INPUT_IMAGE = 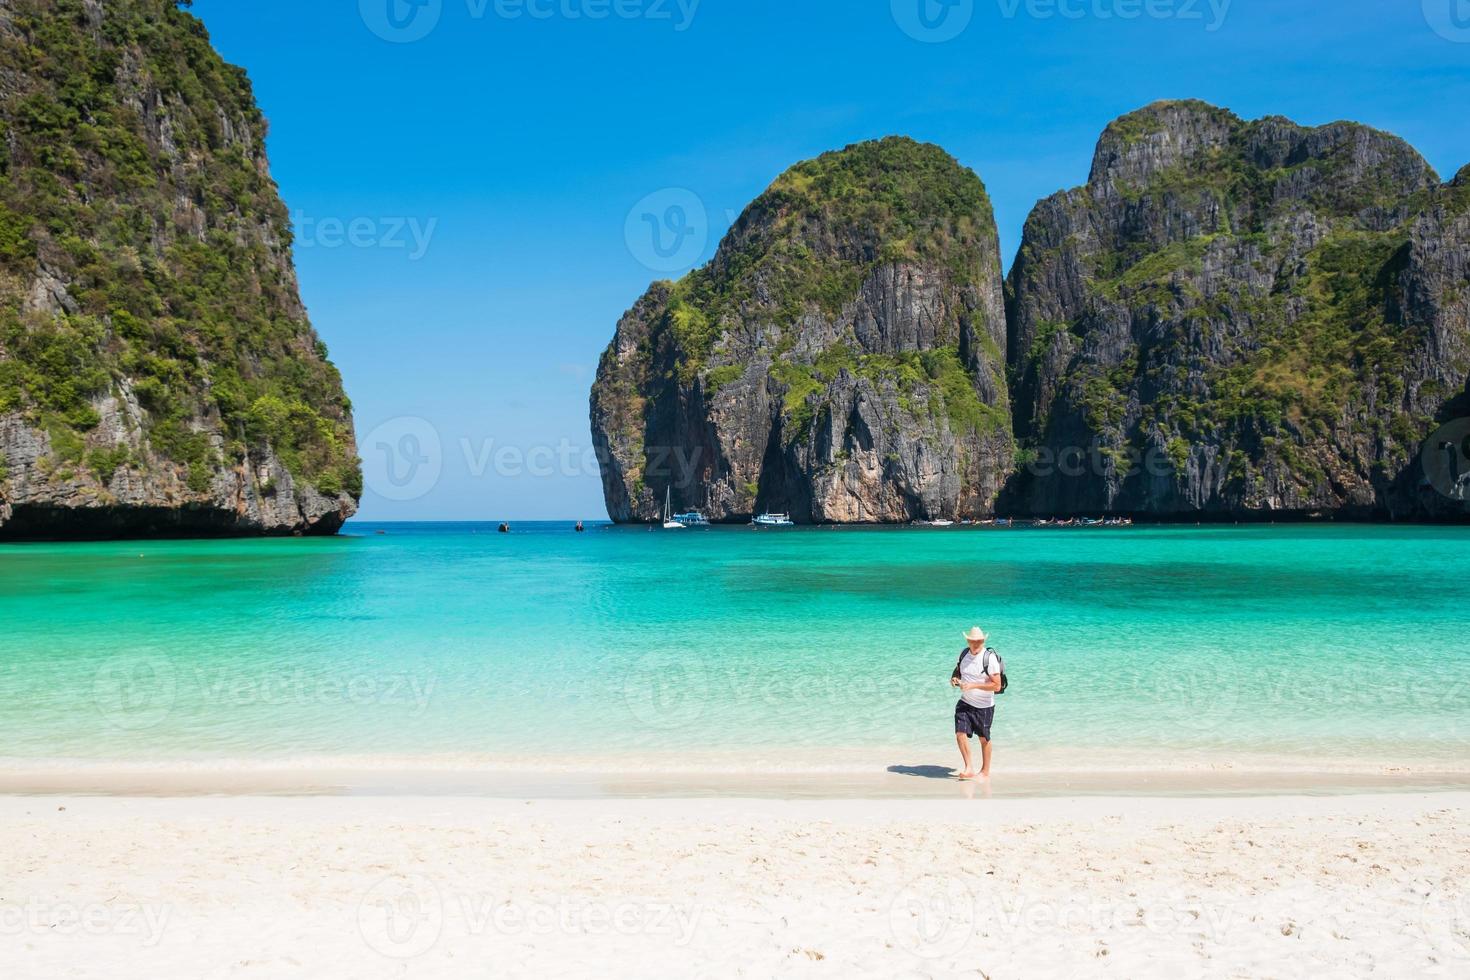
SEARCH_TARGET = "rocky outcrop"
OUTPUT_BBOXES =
[1003,100,1470,520]
[593,103,1470,524]
[592,137,1012,523]
[0,0,358,539]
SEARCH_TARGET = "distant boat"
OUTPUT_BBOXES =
[672,510,709,526]
[930,519,955,527]
[662,488,685,530]
[751,512,795,527]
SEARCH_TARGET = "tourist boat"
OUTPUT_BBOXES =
[929,519,956,527]
[751,512,795,527]
[662,488,685,529]
[672,510,710,526]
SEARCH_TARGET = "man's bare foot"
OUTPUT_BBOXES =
[956,770,978,780]
[977,771,991,780]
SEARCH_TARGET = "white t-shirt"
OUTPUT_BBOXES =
[958,648,1000,709]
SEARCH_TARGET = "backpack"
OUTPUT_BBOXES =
[953,648,1008,695]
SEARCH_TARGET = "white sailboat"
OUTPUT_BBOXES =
[662,488,685,529]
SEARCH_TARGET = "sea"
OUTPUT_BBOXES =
[2,521,1467,782]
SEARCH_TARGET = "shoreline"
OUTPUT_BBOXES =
[4,764,1470,799]
[2,518,1469,544]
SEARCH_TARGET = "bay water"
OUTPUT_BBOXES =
[2,522,1466,776]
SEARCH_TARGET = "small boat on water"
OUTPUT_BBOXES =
[930,519,955,527]
[751,512,795,527]
[662,488,685,529]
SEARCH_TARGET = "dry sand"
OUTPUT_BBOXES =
[2,792,1469,978]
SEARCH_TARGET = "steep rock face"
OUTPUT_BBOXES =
[0,0,359,539]
[592,138,1012,523]
[1004,100,1470,520]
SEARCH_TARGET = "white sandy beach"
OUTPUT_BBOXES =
[2,792,1468,978]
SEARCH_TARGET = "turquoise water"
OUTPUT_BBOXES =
[2,522,1467,772]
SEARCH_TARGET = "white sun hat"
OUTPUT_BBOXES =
[963,626,988,643]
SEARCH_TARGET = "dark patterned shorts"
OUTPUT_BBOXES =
[955,701,994,740]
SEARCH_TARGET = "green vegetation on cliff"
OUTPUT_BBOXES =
[769,343,1007,440]
[1004,99,1469,518]
[0,0,358,497]
[662,137,998,377]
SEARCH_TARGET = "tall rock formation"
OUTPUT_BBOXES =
[591,137,1013,523]
[1004,100,1470,520]
[0,0,359,538]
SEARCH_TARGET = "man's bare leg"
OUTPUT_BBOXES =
[978,737,992,779]
[955,732,976,778]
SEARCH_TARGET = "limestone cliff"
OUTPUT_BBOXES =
[1004,100,1470,520]
[599,102,1470,524]
[0,0,359,539]
[591,137,1012,523]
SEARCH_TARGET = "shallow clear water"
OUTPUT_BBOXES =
[2,522,1467,771]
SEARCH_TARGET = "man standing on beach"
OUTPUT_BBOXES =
[952,626,1003,780]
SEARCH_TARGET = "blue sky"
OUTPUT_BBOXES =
[188,0,1470,522]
